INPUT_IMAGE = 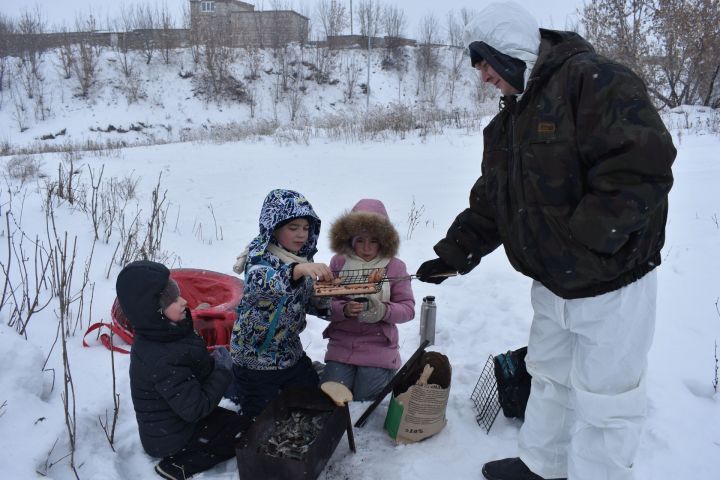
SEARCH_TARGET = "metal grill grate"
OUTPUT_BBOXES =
[470,355,501,433]
[313,268,386,297]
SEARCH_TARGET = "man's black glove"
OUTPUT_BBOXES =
[416,258,456,284]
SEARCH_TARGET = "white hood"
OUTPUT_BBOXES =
[463,2,540,88]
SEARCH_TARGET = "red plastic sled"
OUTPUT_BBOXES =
[84,268,244,353]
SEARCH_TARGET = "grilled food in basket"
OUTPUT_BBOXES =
[313,268,386,297]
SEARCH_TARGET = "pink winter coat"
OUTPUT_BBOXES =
[323,255,415,369]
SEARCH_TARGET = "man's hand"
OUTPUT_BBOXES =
[416,258,456,284]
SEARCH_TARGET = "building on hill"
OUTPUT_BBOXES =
[189,0,309,47]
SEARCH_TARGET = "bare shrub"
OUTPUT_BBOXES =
[9,83,30,132]
[98,342,121,451]
[406,198,426,240]
[0,187,53,336]
[6,154,43,182]
[244,45,263,80]
[343,56,361,102]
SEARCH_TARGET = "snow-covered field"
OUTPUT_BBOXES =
[1,15,719,479]
[1,113,719,479]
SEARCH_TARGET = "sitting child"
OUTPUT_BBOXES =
[321,199,415,400]
[116,260,249,480]
[231,189,332,418]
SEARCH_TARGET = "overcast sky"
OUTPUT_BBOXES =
[0,0,584,35]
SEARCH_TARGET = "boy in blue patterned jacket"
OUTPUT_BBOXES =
[230,189,333,418]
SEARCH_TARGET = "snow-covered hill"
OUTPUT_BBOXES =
[0,44,494,155]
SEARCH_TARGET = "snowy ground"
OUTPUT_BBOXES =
[1,113,719,479]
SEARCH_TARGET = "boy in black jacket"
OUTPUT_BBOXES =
[116,260,249,480]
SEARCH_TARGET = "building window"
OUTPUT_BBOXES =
[200,1,215,13]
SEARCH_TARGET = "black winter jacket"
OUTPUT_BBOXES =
[116,261,231,457]
[434,30,675,298]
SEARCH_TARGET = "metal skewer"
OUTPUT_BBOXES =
[382,272,459,282]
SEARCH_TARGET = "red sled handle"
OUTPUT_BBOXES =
[83,322,133,354]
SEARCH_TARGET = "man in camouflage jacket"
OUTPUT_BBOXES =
[416,3,675,480]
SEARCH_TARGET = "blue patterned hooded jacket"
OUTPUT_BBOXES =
[231,189,322,370]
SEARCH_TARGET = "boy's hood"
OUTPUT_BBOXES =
[246,189,321,266]
[115,260,192,340]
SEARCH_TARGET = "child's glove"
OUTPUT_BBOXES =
[211,346,233,371]
[358,296,387,323]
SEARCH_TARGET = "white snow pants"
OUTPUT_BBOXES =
[518,270,657,480]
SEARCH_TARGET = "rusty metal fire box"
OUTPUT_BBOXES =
[235,387,353,480]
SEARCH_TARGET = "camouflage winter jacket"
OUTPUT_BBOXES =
[434,30,676,299]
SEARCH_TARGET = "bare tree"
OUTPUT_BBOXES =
[651,0,720,107]
[17,6,45,77]
[71,14,101,98]
[383,4,405,38]
[198,19,238,100]
[582,0,720,108]
[357,0,382,40]
[316,0,348,46]
[380,4,407,87]
[184,2,202,64]
[55,26,75,80]
[581,0,655,97]
[415,14,441,100]
[16,8,46,102]
[113,5,136,79]
[445,10,465,105]
[134,3,157,65]
[158,1,175,65]
[0,13,14,94]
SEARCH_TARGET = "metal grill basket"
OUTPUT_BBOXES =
[313,268,386,297]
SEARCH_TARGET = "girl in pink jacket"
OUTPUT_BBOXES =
[321,199,415,401]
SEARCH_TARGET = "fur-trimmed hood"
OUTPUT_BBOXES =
[329,199,399,258]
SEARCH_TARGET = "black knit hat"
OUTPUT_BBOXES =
[469,41,527,93]
[158,279,180,310]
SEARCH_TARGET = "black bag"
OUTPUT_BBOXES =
[493,346,531,419]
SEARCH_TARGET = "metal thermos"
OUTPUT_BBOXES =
[419,296,437,346]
